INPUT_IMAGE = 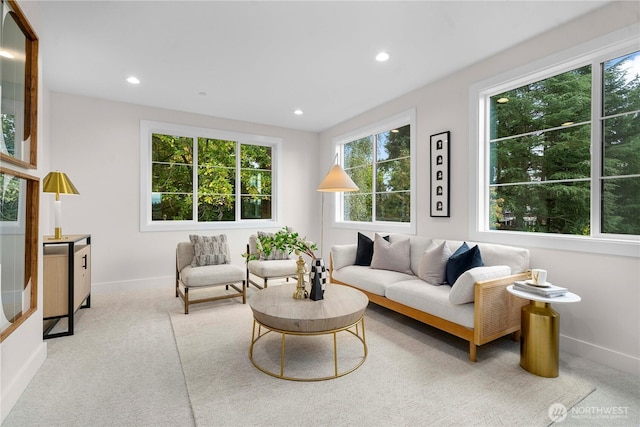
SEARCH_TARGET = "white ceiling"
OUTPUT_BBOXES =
[36,1,610,132]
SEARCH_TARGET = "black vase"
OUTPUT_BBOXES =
[309,258,326,301]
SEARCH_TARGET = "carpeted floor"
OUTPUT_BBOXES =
[3,283,638,427]
[170,286,595,426]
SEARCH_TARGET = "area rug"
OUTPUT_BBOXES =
[169,289,595,427]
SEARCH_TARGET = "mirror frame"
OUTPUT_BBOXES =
[0,166,39,342]
[0,0,39,169]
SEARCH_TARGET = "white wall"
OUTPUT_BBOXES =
[319,1,640,376]
[47,93,320,291]
[1,2,48,422]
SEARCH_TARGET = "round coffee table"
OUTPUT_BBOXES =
[248,283,368,381]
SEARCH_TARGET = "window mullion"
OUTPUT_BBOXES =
[192,136,198,223]
[236,141,241,221]
[590,59,603,236]
[371,135,377,222]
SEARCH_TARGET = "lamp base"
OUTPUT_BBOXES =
[50,227,63,240]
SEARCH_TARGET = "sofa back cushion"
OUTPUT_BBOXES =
[370,234,413,274]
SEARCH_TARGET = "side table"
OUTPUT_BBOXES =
[507,285,581,378]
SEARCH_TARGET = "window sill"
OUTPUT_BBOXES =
[469,229,640,258]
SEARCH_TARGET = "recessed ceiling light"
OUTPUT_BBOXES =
[294,109,304,115]
[126,76,140,85]
[497,97,509,104]
[376,52,390,62]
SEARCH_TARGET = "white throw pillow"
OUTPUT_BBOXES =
[370,234,412,274]
[449,265,512,304]
[417,241,451,285]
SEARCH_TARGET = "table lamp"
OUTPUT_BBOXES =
[43,171,79,239]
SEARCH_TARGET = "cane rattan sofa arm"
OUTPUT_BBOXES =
[473,272,529,345]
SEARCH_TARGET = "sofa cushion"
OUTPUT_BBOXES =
[370,234,412,274]
[445,243,483,285]
[385,279,475,329]
[331,265,414,296]
[449,265,512,304]
[354,232,389,266]
[189,234,231,266]
[417,241,451,285]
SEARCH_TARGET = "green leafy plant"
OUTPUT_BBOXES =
[256,226,318,259]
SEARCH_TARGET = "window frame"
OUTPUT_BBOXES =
[469,26,640,257]
[140,120,282,231]
[333,109,417,234]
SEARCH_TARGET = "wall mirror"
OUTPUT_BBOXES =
[0,0,38,169]
[0,167,38,341]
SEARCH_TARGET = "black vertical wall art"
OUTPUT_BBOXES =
[430,131,450,217]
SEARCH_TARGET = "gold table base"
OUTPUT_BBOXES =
[248,316,368,381]
[520,301,559,378]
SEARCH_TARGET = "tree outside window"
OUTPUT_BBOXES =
[343,124,411,223]
[150,132,273,223]
[488,50,639,236]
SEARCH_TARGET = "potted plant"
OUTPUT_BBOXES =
[253,227,325,300]
[256,226,318,259]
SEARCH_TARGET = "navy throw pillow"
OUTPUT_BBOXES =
[354,232,389,266]
[445,243,484,285]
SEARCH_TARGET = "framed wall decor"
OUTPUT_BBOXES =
[430,131,450,217]
[0,0,39,169]
[0,167,39,342]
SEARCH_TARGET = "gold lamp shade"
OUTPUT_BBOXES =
[43,171,79,240]
[43,171,80,197]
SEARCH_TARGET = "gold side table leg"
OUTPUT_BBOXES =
[520,301,559,378]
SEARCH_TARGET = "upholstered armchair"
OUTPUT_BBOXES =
[176,235,245,314]
[246,233,298,289]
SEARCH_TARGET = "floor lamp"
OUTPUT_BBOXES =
[316,153,359,257]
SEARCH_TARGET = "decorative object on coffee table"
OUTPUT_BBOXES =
[254,226,319,299]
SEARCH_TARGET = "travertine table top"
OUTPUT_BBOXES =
[249,283,368,333]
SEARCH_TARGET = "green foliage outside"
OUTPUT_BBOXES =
[151,134,272,222]
[0,173,19,222]
[344,124,411,223]
[490,51,639,236]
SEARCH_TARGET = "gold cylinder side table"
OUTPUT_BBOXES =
[507,285,581,378]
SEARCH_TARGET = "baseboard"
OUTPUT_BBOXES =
[92,276,174,294]
[1,340,47,423]
[561,334,640,377]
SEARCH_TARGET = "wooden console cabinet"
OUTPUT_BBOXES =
[43,234,91,338]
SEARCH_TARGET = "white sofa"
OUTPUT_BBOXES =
[330,234,530,361]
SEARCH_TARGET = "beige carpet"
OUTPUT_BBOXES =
[169,287,595,427]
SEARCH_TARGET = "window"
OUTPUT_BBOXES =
[140,121,281,231]
[335,109,416,233]
[471,32,639,256]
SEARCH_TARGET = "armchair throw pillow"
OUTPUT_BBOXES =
[189,234,231,267]
[257,231,290,260]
